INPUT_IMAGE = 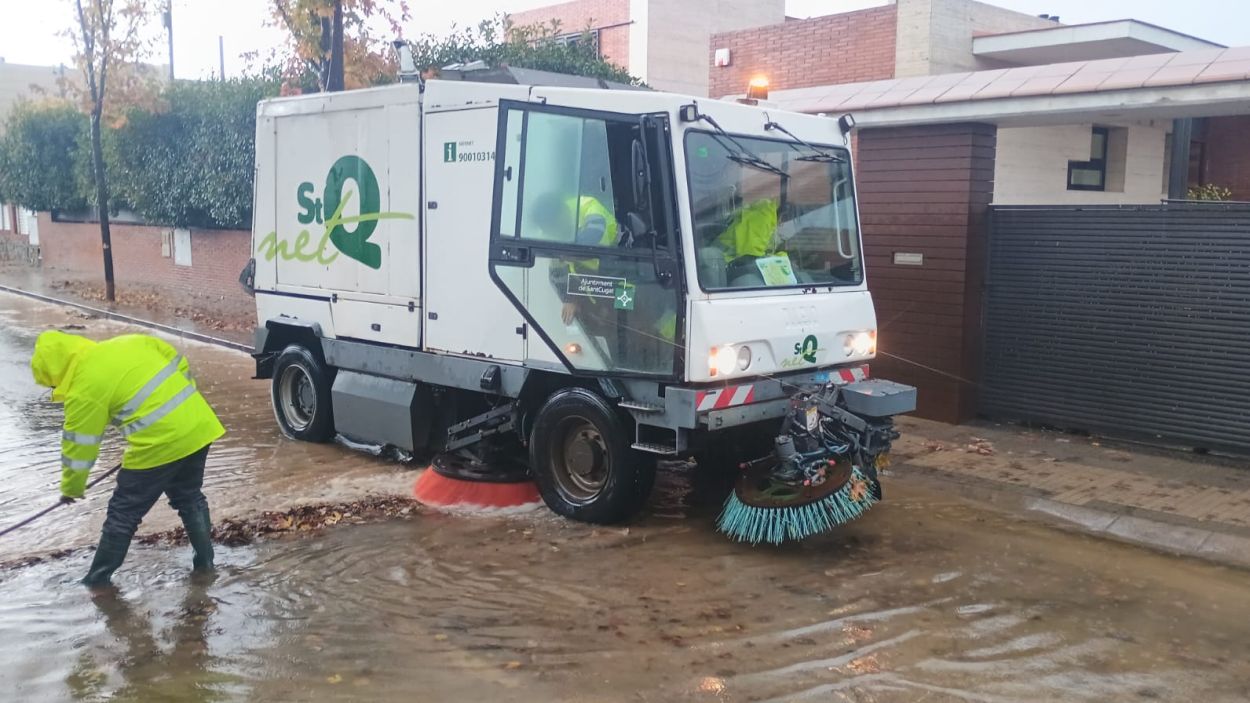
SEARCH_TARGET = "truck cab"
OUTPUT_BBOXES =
[248,73,915,526]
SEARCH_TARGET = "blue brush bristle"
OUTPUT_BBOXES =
[716,467,878,545]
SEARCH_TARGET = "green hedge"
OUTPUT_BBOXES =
[0,101,89,213]
[0,78,278,230]
[111,79,277,230]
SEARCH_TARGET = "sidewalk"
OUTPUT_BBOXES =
[891,415,1250,568]
[0,264,252,348]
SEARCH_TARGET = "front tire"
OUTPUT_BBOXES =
[271,345,335,442]
[529,388,656,524]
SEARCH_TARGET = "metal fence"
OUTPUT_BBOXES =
[982,204,1250,453]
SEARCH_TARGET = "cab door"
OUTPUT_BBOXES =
[488,102,682,378]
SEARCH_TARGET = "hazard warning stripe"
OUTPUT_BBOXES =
[838,365,870,384]
[694,365,870,413]
[695,385,755,412]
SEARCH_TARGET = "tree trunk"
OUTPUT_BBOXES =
[89,110,116,303]
[327,0,345,92]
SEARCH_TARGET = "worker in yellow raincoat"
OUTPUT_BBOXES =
[532,192,678,362]
[31,331,225,588]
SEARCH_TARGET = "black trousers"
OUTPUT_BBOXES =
[102,445,211,541]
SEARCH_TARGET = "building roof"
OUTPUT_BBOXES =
[756,47,1250,126]
[973,19,1223,65]
[0,61,69,129]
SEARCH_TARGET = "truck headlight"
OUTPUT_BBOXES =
[709,345,740,377]
[844,331,877,357]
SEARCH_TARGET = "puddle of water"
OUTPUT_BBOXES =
[4,487,1250,703]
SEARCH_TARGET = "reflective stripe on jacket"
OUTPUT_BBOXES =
[31,331,226,497]
[565,195,617,275]
[571,195,617,247]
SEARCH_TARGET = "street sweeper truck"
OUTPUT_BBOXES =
[244,68,916,544]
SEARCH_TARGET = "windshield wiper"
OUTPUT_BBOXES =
[728,152,789,179]
[764,116,846,163]
[697,112,790,180]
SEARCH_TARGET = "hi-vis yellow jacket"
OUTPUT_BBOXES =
[31,331,225,498]
[715,199,780,261]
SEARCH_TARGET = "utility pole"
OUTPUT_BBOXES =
[164,1,174,80]
[218,35,225,80]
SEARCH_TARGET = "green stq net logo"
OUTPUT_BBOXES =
[259,155,414,270]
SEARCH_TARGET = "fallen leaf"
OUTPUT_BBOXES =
[505,661,523,670]
[327,674,343,684]
[698,676,726,693]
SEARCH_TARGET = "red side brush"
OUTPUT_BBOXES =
[413,452,542,511]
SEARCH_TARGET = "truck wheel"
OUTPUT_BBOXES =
[530,388,656,524]
[271,345,335,442]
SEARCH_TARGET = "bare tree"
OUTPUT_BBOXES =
[69,0,153,302]
[270,0,409,93]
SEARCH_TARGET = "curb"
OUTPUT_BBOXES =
[902,466,1250,571]
[0,284,252,353]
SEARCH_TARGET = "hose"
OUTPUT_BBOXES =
[0,465,121,538]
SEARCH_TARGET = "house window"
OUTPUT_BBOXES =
[550,29,600,56]
[16,208,36,236]
[1067,127,1110,191]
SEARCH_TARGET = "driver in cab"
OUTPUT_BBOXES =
[531,192,618,326]
[711,198,845,287]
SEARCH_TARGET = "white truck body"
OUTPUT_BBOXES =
[252,79,878,382]
[249,74,915,484]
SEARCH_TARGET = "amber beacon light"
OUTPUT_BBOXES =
[746,75,770,101]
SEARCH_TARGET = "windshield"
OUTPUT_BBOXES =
[685,130,863,291]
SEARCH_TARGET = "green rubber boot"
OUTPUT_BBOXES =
[182,509,215,573]
[81,533,132,588]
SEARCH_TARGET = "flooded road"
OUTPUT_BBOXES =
[3,291,1250,702]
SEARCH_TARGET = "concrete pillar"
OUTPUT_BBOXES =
[1168,118,1193,200]
[855,122,997,423]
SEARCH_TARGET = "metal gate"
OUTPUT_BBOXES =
[982,204,1250,453]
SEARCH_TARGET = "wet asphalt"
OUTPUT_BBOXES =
[2,292,1250,703]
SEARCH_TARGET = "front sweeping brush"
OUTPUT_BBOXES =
[716,456,878,545]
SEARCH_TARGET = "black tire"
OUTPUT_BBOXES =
[529,388,656,524]
[271,344,335,442]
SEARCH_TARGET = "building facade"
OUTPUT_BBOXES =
[751,36,1250,424]
[708,0,1246,206]
[509,0,785,96]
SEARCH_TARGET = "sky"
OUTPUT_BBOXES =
[0,0,1245,80]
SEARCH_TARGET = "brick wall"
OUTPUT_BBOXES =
[708,5,897,98]
[1201,116,1250,201]
[856,123,997,423]
[38,213,254,319]
[509,0,631,69]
